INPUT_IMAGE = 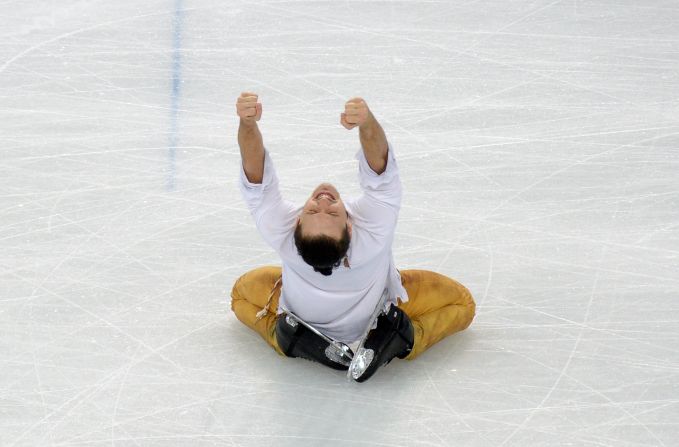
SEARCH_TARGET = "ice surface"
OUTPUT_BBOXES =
[1,0,678,446]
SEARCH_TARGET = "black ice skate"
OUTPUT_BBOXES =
[350,304,414,383]
[275,311,354,371]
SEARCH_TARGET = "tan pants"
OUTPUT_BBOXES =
[230,267,475,360]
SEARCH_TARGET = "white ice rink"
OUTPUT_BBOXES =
[2,1,678,445]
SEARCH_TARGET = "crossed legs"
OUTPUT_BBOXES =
[230,266,475,359]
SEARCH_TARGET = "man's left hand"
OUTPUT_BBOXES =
[341,97,373,130]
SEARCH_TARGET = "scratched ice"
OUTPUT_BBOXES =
[1,1,678,446]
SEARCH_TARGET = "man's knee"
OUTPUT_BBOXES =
[448,279,475,328]
[230,275,244,311]
[437,273,475,312]
[230,272,251,314]
[457,281,475,310]
[229,265,281,311]
[413,270,475,305]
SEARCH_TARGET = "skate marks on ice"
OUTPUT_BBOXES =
[1,0,679,446]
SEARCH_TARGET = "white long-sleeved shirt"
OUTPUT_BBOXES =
[238,141,409,343]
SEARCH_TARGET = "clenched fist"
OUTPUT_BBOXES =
[340,97,373,130]
[236,92,262,124]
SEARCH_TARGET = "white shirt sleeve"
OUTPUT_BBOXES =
[348,140,402,236]
[238,148,299,253]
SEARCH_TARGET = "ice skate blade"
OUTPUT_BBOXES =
[325,343,353,366]
[350,348,374,380]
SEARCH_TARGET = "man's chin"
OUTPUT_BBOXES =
[313,183,340,199]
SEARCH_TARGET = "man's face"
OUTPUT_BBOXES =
[297,183,351,240]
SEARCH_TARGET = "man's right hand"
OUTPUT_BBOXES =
[236,92,262,125]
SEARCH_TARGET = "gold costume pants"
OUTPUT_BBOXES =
[230,267,475,360]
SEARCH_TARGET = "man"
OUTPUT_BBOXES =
[231,92,475,382]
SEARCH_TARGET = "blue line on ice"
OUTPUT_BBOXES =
[167,0,183,191]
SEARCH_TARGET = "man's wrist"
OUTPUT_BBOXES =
[359,112,378,134]
[239,118,258,129]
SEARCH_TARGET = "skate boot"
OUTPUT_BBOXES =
[352,304,414,383]
[275,313,354,371]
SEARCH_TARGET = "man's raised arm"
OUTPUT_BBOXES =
[236,92,265,184]
[341,97,388,175]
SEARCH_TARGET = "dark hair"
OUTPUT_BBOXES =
[294,223,350,276]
